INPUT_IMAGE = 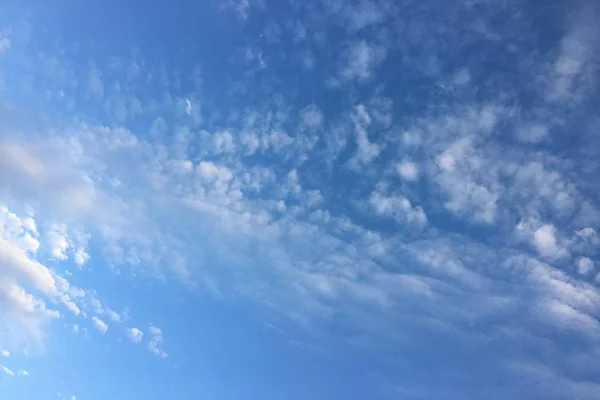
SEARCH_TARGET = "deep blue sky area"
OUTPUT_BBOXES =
[1,1,600,399]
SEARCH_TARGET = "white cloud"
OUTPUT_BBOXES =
[46,224,70,260]
[532,224,567,259]
[0,350,9,357]
[0,237,57,295]
[370,191,427,226]
[18,369,29,376]
[196,161,233,183]
[147,326,167,358]
[1,365,14,377]
[127,328,144,343]
[544,299,600,335]
[351,105,380,166]
[106,309,121,323]
[396,160,419,182]
[577,257,594,276]
[340,41,386,82]
[92,317,108,335]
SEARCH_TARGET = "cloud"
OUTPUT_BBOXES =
[396,160,419,182]
[1,365,14,377]
[577,257,594,276]
[18,369,29,376]
[340,40,386,82]
[0,350,9,357]
[91,317,108,335]
[147,326,167,358]
[532,224,567,259]
[299,105,323,130]
[127,328,144,343]
[350,105,380,166]
[106,309,121,323]
[46,224,70,261]
[546,3,600,102]
[370,191,427,226]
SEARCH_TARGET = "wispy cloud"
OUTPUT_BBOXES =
[91,317,108,335]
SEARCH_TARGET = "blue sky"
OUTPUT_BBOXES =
[1,0,600,399]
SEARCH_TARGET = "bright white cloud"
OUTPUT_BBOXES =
[92,317,108,335]
[351,104,380,166]
[577,257,594,276]
[127,328,144,343]
[106,309,121,323]
[1,365,14,377]
[370,191,427,225]
[0,350,9,357]
[396,160,419,182]
[18,369,29,376]
[532,224,566,259]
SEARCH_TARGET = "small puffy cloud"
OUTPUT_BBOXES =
[396,160,419,182]
[370,191,427,225]
[147,326,168,358]
[106,309,121,323]
[1,365,14,377]
[63,300,81,316]
[532,224,567,259]
[18,369,29,376]
[92,317,108,334]
[0,350,9,357]
[196,161,233,183]
[72,247,90,267]
[577,257,594,276]
[127,328,144,343]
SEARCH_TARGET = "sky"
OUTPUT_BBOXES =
[0,0,600,399]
